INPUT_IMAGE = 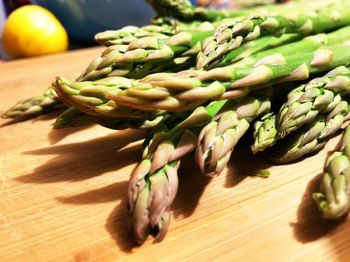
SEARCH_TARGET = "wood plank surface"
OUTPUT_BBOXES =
[1,47,350,262]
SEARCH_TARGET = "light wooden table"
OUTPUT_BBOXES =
[1,48,350,261]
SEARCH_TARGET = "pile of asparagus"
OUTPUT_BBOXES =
[4,0,350,244]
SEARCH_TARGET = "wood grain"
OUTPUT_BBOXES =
[1,48,350,262]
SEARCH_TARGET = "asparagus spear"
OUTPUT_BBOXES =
[53,106,164,130]
[3,20,212,120]
[61,45,350,112]
[95,23,175,47]
[89,23,350,82]
[197,0,350,69]
[89,7,348,82]
[129,90,274,241]
[5,26,346,121]
[277,67,350,138]
[251,112,277,153]
[128,99,228,243]
[232,26,350,68]
[3,28,302,120]
[78,29,213,81]
[146,0,322,22]
[272,100,350,163]
[95,18,212,47]
[2,87,63,119]
[52,77,165,120]
[146,0,249,21]
[252,67,350,153]
[84,10,316,81]
[313,124,350,219]
[196,90,271,176]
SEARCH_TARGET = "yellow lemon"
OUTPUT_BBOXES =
[2,5,68,58]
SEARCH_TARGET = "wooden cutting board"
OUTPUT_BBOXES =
[1,48,350,262]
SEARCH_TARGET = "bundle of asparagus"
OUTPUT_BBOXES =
[4,0,350,244]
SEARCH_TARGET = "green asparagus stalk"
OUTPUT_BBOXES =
[87,9,346,82]
[95,23,175,47]
[146,0,249,21]
[53,106,164,130]
[3,26,303,121]
[55,45,350,113]
[78,29,213,81]
[94,24,350,82]
[231,26,350,68]
[313,124,350,219]
[251,112,277,153]
[272,100,350,163]
[84,14,311,81]
[197,0,350,69]
[128,99,228,243]
[95,18,212,47]
[73,45,350,112]
[129,158,180,243]
[196,91,271,176]
[252,66,350,153]
[277,67,350,138]
[218,33,302,66]
[52,77,165,120]
[2,87,64,119]
[145,0,324,22]
[3,20,212,120]
[7,25,348,120]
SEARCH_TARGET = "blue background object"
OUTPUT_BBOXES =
[32,0,155,41]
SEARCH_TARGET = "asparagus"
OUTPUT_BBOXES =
[231,26,350,68]
[253,67,350,153]
[53,106,164,130]
[146,0,249,21]
[52,77,165,121]
[86,8,347,82]
[78,29,213,81]
[7,25,349,120]
[128,99,228,243]
[313,125,350,219]
[146,0,322,22]
[197,0,350,69]
[129,158,180,243]
[251,112,277,153]
[95,25,174,47]
[2,87,64,119]
[86,5,324,81]
[272,100,350,164]
[218,33,302,66]
[196,91,271,176]
[95,18,211,47]
[3,26,303,120]
[3,20,213,120]
[77,45,350,112]
[277,67,350,138]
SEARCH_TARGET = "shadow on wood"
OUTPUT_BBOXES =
[225,140,272,188]
[56,181,129,204]
[48,125,95,144]
[291,174,344,243]
[106,200,137,253]
[0,109,64,128]
[173,154,212,218]
[17,131,144,183]
[56,180,137,252]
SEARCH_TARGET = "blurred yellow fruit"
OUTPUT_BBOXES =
[2,5,68,58]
